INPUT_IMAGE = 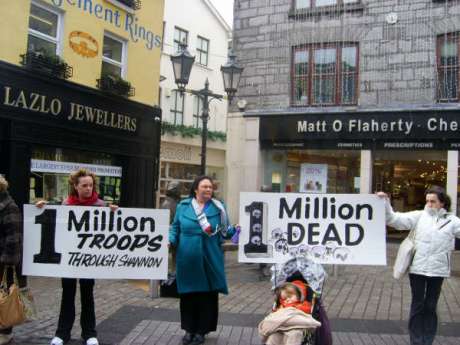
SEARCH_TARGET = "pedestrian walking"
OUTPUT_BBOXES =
[0,175,25,345]
[36,169,117,345]
[378,186,460,345]
[169,175,237,345]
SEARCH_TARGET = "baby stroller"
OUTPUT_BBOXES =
[270,256,331,345]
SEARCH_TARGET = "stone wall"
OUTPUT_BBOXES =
[233,0,460,112]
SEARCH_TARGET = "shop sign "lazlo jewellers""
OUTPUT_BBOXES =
[2,85,137,132]
[259,111,460,150]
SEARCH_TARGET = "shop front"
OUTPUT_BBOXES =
[158,138,226,205]
[0,61,161,208]
[235,110,460,216]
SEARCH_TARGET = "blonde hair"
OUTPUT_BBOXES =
[0,175,8,193]
[68,169,97,197]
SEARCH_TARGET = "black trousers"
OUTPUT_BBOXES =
[55,278,97,342]
[179,291,218,335]
[408,274,444,345]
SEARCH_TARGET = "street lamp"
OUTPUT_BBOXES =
[170,43,243,175]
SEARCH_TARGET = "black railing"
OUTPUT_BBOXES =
[118,0,141,10]
[20,52,73,79]
[97,75,135,97]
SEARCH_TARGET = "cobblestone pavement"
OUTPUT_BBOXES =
[8,243,460,345]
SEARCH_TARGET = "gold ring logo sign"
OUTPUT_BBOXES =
[69,31,99,58]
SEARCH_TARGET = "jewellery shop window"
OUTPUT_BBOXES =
[158,162,224,206]
[30,147,122,205]
[263,149,361,193]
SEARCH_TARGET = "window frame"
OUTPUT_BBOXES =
[437,33,460,102]
[28,1,62,55]
[171,90,185,125]
[174,26,189,53]
[196,36,210,66]
[294,0,359,9]
[193,95,203,128]
[291,43,359,106]
[101,31,127,78]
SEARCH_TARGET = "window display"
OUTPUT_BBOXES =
[264,149,360,194]
[30,147,121,204]
[157,162,224,206]
[373,151,447,212]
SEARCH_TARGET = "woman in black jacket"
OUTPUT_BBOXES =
[0,175,24,345]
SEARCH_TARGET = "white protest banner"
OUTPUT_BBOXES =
[299,164,327,193]
[23,205,170,279]
[238,192,386,265]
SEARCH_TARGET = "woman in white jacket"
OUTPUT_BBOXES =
[377,186,460,345]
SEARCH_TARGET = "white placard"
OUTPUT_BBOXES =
[299,164,328,193]
[238,192,386,265]
[31,159,122,177]
[23,205,169,279]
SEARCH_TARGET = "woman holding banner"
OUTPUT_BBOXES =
[36,169,116,345]
[378,186,460,345]
[169,175,237,345]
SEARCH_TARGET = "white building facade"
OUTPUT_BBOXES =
[158,0,231,204]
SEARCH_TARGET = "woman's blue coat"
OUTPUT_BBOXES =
[169,198,233,294]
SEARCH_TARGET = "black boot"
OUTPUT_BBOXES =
[189,334,205,345]
[182,332,195,345]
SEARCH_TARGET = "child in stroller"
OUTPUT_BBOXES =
[258,257,331,345]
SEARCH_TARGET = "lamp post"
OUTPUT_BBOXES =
[170,43,243,175]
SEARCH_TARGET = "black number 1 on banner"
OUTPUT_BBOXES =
[33,209,62,264]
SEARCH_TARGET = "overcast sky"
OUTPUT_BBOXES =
[209,0,234,27]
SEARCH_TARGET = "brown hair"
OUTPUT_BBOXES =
[425,185,451,211]
[189,175,214,198]
[68,169,97,197]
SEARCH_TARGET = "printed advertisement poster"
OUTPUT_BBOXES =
[299,164,328,193]
[23,205,169,279]
[238,192,386,265]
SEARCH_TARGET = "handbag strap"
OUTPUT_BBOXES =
[0,266,18,288]
[408,213,422,241]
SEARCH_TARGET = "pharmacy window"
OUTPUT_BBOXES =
[27,2,62,56]
[101,33,126,78]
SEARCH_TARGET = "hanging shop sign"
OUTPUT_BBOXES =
[23,205,169,279]
[259,111,460,150]
[238,192,386,265]
[69,31,99,58]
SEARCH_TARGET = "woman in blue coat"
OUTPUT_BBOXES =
[169,175,236,345]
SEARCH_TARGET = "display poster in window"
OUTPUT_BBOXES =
[238,192,386,265]
[23,205,169,279]
[299,163,328,193]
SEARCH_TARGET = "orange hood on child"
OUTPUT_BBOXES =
[276,280,312,314]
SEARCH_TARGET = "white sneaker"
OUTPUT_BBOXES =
[50,336,64,345]
[0,334,13,345]
[86,337,99,345]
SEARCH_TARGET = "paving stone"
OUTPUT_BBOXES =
[9,243,460,345]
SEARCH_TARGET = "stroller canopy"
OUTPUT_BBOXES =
[271,257,327,294]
